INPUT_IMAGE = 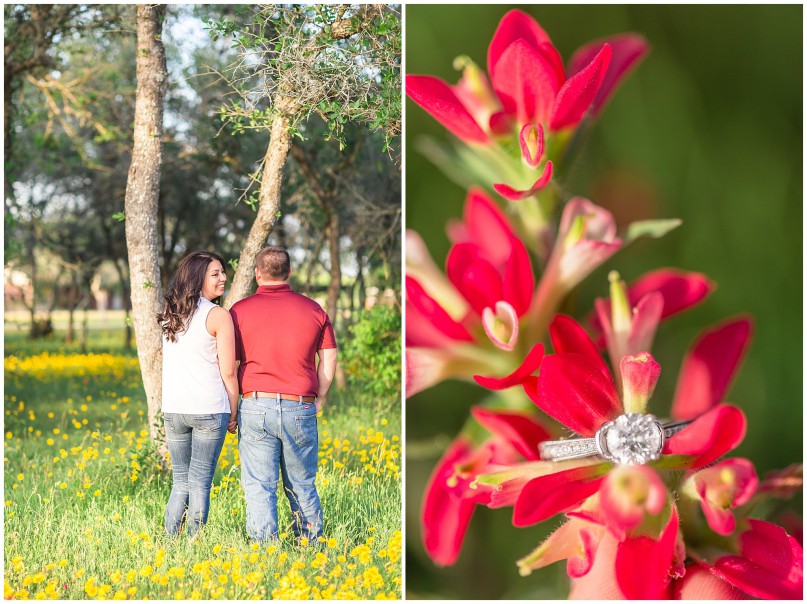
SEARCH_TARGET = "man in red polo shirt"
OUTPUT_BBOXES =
[230,246,337,543]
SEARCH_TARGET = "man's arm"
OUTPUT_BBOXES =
[315,347,338,413]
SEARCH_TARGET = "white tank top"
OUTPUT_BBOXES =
[161,297,229,414]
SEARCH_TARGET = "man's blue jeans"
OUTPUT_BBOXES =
[238,396,323,542]
[163,413,229,537]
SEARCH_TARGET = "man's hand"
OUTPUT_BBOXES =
[315,397,324,414]
[568,532,746,599]
[227,413,238,434]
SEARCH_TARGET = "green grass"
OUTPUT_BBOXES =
[3,320,401,600]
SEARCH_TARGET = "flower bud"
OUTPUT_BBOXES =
[620,352,661,414]
[482,301,519,351]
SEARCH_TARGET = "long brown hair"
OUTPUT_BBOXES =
[157,251,225,343]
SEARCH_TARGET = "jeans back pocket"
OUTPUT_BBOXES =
[240,410,268,442]
[293,414,318,448]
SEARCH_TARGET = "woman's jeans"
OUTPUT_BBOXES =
[163,412,229,537]
[239,396,323,543]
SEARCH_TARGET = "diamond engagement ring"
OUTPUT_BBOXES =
[538,413,693,465]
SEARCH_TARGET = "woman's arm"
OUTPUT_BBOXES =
[207,306,240,433]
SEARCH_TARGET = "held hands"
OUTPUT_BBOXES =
[227,413,238,434]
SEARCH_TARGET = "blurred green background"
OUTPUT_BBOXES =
[405,4,802,599]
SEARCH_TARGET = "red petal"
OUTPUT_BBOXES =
[513,466,606,527]
[591,269,715,341]
[463,188,515,266]
[471,407,551,461]
[518,123,544,167]
[421,437,477,566]
[663,404,746,468]
[567,528,601,578]
[493,161,554,201]
[550,44,611,131]
[702,501,737,536]
[488,109,515,135]
[672,317,753,420]
[481,301,519,351]
[488,473,533,509]
[527,353,620,436]
[742,519,803,579]
[474,343,544,391]
[517,517,604,578]
[487,9,559,83]
[446,243,502,315]
[406,75,489,144]
[710,520,803,599]
[502,236,534,315]
[568,34,649,115]
[626,292,663,354]
[600,465,667,537]
[491,39,560,126]
[628,268,715,320]
[615,506,679,599]
[693,458,758,536]
[549,314,610,379]
[405,276,473,346]
[711,557,803,600]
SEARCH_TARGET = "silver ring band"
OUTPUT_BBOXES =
[539,414,693,465]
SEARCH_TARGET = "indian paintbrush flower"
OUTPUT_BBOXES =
[407,10,649,239]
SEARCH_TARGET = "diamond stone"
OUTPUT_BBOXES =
[599,413,663,465]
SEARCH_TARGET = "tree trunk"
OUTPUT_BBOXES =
[355,247,365,312]
[65,272,79,344]
[81,312,89,353]
[24,213,37,337]
[67,306,75,344]
[304,228,326,295]
[5,72,15,199]
[113,258,133,351]
[224,113,291,309]
[124,4,167,448]
[325,210,341,323]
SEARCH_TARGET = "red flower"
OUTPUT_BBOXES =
[406,189,536,395]
[407,9,648,140]
[704,519,804,599]
[470,313,755,596]
[407,10,648,200]
[682,458,758,536]
[420,408,551,566]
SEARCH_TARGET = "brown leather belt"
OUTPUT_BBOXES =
[242,391,316,403]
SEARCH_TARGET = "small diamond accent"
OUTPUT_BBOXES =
[539,438,598,461]
[599,413,663,465]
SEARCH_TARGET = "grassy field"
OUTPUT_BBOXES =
[3,320,402,600]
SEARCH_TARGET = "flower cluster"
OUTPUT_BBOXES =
[407,9,802,599]
[4,531,402,600]
[4,347,402,600]
[5,351,139,381]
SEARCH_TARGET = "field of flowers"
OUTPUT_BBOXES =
[3,331,401,600]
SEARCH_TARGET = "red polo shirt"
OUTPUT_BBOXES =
[229,284,337,397]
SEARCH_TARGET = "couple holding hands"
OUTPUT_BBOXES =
[158,246,338,543]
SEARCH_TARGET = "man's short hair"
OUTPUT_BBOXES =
[256,246,291,281]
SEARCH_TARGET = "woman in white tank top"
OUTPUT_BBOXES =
[157,251,239,537]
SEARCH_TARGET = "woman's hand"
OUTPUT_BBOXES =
[227,414,238,434]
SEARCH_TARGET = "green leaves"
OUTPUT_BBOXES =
[111,212,125,222]
[209,5,400,151]
[622,218,682,244]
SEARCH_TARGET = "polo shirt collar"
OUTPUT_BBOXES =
[257,283,292,294]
